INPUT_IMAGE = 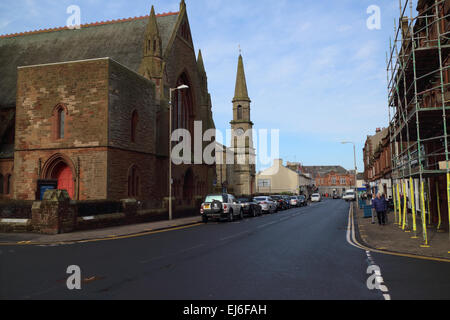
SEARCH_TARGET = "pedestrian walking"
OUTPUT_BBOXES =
[370,193,376,224]
[372,192,388,225]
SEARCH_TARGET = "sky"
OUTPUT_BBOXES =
[0,0,419,172]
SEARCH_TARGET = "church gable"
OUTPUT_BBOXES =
[0,12,179,109]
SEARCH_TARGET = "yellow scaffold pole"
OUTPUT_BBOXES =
[397,183,402,226]
[447,173,450,241]
[393,183,398,224]
[427,180,432,226]
[436,181,442,231]
[402,181,408,230]
[420,181,429,247]
[410,177,417,238]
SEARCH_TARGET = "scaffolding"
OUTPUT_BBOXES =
[386,0,450,244]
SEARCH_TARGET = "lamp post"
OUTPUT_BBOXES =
[168,84,189,221]
[342,141,358,202]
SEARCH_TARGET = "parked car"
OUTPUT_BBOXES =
[282,195,292,209]
[237,197,262,217]
[272,195,288,210]
[333,193,341,199]
[254,196,277,214]
[289,196,301,207]
[200,194,243,223]
[342,190,356,202]
[298,195,307,207]
[311,193,321,202]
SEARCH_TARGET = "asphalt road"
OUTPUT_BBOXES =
[0,199,449,300]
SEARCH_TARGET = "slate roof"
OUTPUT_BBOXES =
[302,166,349,177]
[0,12,179,109]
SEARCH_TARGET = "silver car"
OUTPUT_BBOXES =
[254,196,277,214]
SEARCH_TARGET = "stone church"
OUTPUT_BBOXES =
[0,1,216,209]
[216,54,256,196]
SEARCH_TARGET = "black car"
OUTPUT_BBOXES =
[298,195,307,207]
[237,197,262,217]
[271,195,288,210]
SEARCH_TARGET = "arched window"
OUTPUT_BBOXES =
[173,73,193,133]
[237,105,243,120]
[0,174,3,194]
[128,166,139,197]
[131,110,139,143]
[58,109,65,139]
[53,104,67,140]
[6,175,11,194]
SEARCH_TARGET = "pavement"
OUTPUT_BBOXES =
[1,199,450,300]
[354,203,450,260]
[0,216,202,245]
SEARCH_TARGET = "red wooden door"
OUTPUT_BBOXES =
[56,165,74,199]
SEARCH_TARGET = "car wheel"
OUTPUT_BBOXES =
[228,210,234,222]
[252,207,257,217]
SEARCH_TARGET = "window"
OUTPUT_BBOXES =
[340,178,346,185]
[0,174,3,194]
[54,104,67,140]
[58,108,65,139]
[258,179,271,187]
[128,166,139,197]
[237,105,243,120]
[331,177,336,185]
[173,73,193,132]
[131,110,139,143]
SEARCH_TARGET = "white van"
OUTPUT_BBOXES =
[342,190,356,202]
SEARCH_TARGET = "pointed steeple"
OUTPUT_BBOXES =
[143,5,161,58]
[146,6,159,37]
[180,0,186,11]
[233,54,250,102]
[197,49,206,74]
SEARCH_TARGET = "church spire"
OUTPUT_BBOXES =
[197,49,206,74]
[180,0,186,11]
[143,5,162,58]
[233,54,250,102]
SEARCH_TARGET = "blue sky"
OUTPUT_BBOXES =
[0,0,418,171]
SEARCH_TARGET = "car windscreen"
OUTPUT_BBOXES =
[238,198,250,203]
[271,196,281,200]
[290,197,297,199]
[204,195,224,203]
[254,197,266,202]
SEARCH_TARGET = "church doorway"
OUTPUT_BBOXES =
[40,154,76,200]
[52,162,74,199]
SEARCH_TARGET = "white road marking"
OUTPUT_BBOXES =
[347,205,392,300]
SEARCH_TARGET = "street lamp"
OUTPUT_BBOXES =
[168,84,189,221]
[341,141,358,201]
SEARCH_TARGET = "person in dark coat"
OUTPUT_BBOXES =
[372,192,388,225]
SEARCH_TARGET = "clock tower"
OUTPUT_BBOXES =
[230,54,256,196]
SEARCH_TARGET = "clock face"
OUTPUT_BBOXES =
[235,128,245,136]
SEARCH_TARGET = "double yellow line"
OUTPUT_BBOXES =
[0,223,204,247]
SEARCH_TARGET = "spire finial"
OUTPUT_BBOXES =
[233,54,250,102]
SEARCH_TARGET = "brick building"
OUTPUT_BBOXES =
[363,128,392,197]
[297,165,355,196]
[0,1,216,210]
